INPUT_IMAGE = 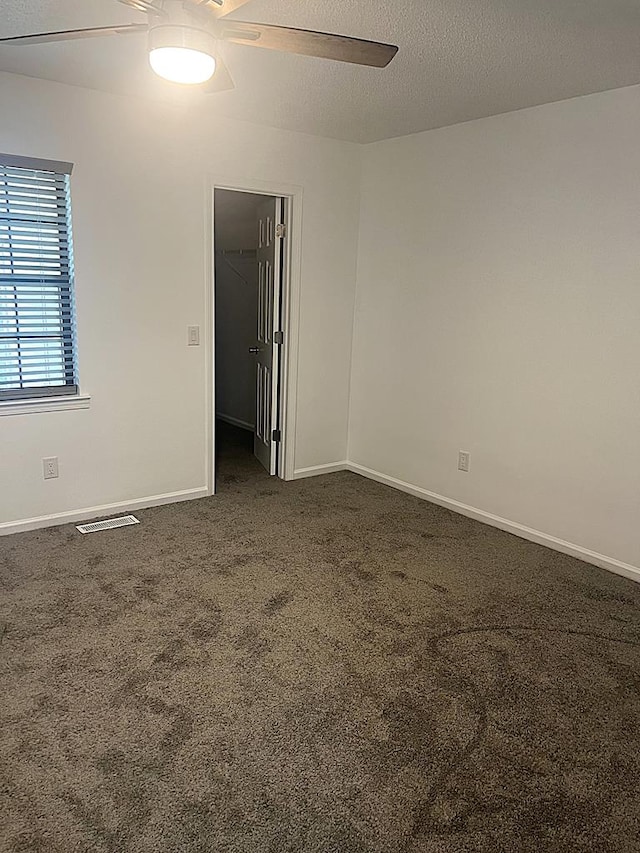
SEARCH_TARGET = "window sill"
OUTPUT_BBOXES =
[0,394,91,417]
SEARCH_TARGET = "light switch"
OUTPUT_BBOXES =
[187,326,200,347]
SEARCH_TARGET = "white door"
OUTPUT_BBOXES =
[252,197,284,474]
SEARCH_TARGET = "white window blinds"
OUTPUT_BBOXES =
[0,154,78,401]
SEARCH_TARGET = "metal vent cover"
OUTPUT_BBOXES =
[76,515,140,534]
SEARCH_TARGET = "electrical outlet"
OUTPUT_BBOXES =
[43,457,59,480]
[187,325,200,347]
[458,451,470,473]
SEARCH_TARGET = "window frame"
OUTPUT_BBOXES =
[0,152,81,407]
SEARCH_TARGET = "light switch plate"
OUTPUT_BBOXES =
[187,326,200,347]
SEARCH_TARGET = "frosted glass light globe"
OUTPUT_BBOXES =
[149,46,216,85]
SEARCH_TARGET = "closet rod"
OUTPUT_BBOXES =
[216,248,257,257]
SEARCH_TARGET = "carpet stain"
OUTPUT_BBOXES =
[263,590,292,615]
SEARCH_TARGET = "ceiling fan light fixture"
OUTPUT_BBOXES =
[148,24,216,84]
[150,46,216,84]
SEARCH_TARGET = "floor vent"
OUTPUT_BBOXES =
[76,515,140,534]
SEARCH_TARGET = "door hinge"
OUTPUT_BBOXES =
[275,223,286,239]
[274,330,284,345]
[272,429,281,443]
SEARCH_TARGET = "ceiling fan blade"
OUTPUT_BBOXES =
[116,0,162,11]
[183,0,254,20]
[218,22,398,67]
[0,24,148,47]
[201,54,235,93]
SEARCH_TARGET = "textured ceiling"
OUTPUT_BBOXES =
[1,1,639,143]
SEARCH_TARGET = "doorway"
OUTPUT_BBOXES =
[213,188,288,489]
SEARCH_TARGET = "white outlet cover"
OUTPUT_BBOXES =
[43,456,59,479]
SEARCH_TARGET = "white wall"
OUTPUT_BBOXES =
[3,70,638,577]
[214,190,261,428]
[0,72,361,527]
[349,85,640,572]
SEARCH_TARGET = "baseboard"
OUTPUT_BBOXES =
[216,413,254,431]
[346,463,640,584]
[0,487,209,537]
[292,461,348,480]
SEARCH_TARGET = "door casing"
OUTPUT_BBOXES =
[207,178,303,494]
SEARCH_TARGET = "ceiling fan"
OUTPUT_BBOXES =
[0,0,398,91]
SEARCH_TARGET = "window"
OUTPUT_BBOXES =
[0,153,78,402]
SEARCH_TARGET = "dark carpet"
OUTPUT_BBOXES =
[1,422,639,853]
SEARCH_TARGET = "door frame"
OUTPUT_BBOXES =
[205,177,303,494]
